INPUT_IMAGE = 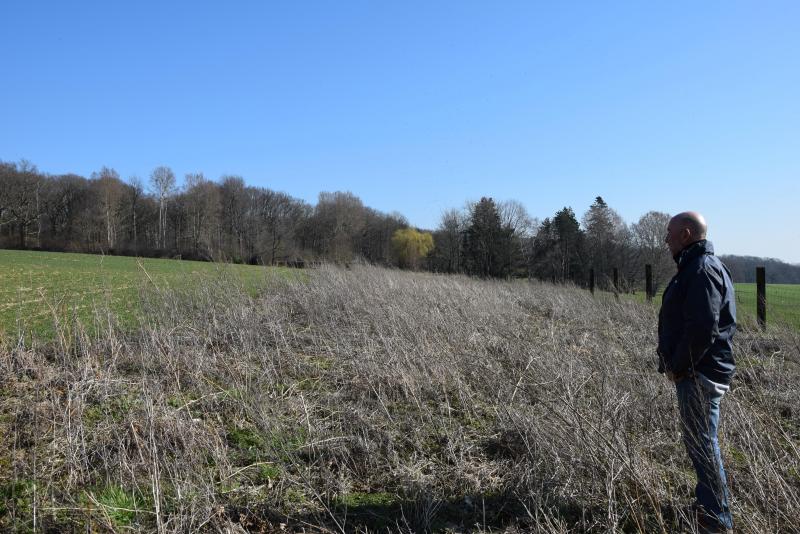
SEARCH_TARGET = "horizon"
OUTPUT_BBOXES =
[2,1,799,262]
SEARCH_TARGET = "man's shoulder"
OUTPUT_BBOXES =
[677,254,725,288]
[678,253,709,277]
[701,254,728,280]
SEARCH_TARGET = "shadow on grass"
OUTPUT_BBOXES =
[224,491,698,533]
[226,491,529,532]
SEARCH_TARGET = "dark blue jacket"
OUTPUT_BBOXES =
[657,240,736,384]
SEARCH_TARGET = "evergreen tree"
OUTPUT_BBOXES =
[553,206,584,283]
[463,197,511,277]
[531,217,558,281]
[583,196,627,288]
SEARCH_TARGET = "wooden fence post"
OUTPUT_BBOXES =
[757,266,766,329]
[589,268,595,295]
[645,264,653,303]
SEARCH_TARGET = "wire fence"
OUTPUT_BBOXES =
[733,283,800,330]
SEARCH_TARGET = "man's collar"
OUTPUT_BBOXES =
[674,239,713,268]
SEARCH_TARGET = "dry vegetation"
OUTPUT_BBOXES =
[1,264,800,533]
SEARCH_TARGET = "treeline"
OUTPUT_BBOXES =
[0,161,408,266]
[720,255,800,284]
[427,196,675,291]
[1,160,680,290]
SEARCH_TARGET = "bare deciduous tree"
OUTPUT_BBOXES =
[632,210,674,291]
[0,160,44,248]
[91,167,125,250]
[149,166,176,249]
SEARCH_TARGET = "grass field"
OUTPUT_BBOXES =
[0,249,294,339]
[734,283,800,329]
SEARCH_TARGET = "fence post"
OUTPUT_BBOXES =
[645,264,653,303]
[757,266,766,329]
[589,268,595,295]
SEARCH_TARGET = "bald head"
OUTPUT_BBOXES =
[673,211,707,240]
[665,211,708,256]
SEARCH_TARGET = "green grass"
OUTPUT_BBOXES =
[734,283,800,330]
[91,485,147,528]
[335,491,397,508]
[0,249,298,339]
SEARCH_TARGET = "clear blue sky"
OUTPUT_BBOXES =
[2,1,799,262]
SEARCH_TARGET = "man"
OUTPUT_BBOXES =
[658,211,736,533]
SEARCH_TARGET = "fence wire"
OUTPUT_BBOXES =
[734,284,800,330]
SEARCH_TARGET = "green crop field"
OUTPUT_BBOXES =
[733,283,800,329]
[0,249,296,339]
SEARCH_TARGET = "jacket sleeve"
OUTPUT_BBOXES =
[670,267,722,374]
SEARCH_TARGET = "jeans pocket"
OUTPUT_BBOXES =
[695,374,726,400]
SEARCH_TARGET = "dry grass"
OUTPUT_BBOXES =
[1,264,799,533]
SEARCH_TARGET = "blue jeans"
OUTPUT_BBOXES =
[676,377,733,530]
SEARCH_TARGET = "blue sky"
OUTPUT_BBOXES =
[2,1,799,262]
